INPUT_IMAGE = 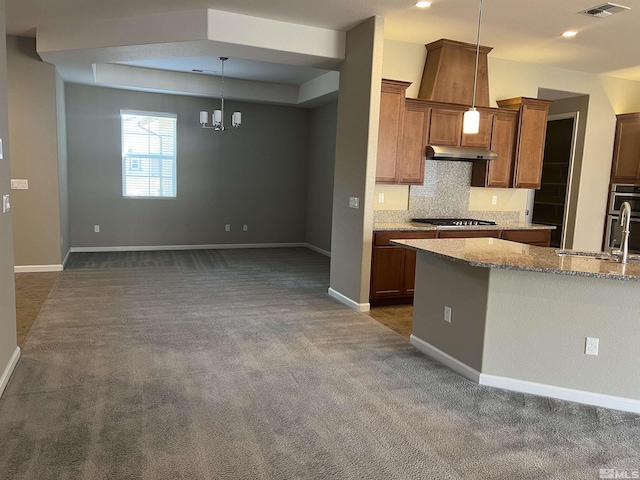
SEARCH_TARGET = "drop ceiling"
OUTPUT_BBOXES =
[6,0,640,87]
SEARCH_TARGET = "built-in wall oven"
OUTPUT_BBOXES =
[605,184,640,253]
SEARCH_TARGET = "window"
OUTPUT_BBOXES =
[121,110,177,198]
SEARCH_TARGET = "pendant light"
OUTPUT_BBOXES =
[199,57,242,131]
[463,0,484,135]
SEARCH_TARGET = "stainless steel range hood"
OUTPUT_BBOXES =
[426,145,497,161]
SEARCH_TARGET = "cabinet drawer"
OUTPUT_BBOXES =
[500,229,551,246]
[374,231,437,246]
[437,230,501,239]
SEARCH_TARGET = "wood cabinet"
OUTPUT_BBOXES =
[470,110,518,188]
[400,101,430,184]
[497,97,553,189]
[370,228,552,304]
[610,113,640,184]
[428,107,463,146]
[461,110,493,149]
[370,231,437,301]
[376,79,411,183]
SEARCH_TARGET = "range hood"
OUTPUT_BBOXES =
[426,145,497,161]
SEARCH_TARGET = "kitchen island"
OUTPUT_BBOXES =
[392,237,640,413]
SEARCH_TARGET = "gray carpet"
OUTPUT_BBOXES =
[1,247,639,479]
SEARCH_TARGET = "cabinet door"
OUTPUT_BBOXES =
[399,104,430,184]
[461,110,493,148]
[376,81,409,183]
[470,111,517,188]
[403,248,417,295]
[429,107,463,146]
[611,114,640,183]
[438,230,501,239]
[500,229,551,247]
[512,101,551,189]
[370,247,405,297]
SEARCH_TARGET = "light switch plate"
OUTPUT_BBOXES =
[11,179,28,190]
[2,194,10,213]
[349,197,359,209]
[0,139,4,159]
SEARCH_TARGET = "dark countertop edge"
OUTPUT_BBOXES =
[393,240,640,282]
[374,222,556,232]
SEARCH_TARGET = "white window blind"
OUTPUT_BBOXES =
[121,110,177,198]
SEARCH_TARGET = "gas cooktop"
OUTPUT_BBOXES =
[411,218,497,226]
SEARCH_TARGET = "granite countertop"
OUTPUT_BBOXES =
[391,237,640,281]
[374,221,556,232]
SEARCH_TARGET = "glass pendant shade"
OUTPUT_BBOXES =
[199,111,208,126]
[463,108,480,134]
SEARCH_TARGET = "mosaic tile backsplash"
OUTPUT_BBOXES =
[373,160,520,224]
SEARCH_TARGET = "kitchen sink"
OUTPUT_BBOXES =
[555,249,640,263]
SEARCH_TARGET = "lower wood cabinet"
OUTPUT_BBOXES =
[370,228,552,304]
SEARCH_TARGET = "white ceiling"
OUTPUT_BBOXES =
[6,0,640,84]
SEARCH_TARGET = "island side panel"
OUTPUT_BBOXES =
[412,252,490,372]
[483,268,640,400]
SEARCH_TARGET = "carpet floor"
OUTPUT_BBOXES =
[1,248,639,479]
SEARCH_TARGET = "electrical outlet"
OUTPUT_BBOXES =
[378,193,385,203]
[492,195,497,205]
[349,197,359,209]
[225,224,231,232]
[2,194,10,213]
[243,224,248,232]
[94,225,100,233]
[444,306,452,323]
[585,337,599,356]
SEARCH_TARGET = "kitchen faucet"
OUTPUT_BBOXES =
[617,201,632,264]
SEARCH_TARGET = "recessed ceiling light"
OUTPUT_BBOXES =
[562,30,578,37]
[416,1,432,7]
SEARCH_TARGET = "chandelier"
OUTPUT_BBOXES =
[199,57,242,131]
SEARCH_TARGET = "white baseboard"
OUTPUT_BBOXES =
[0,347,20,398]
[14,264,64,273]
[69,243,308,253]
[304,243,331,257]
[410,335,481,383]
[62,248,71,268]
[479,374,640,414]
[327,288,370,312]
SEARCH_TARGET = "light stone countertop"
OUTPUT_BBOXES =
[374,221,556,232]
[391,237,640,281]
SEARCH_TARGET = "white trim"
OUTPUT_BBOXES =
[479,374,640,414]
[304,243,331,257]
[327,288,370,312]
[14,264,64,273]
[69,243,308,253]
[410,335,481,383]
[62,248,71,268]
[0,347,20,398]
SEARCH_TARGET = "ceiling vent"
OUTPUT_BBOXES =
[580,2,630,18]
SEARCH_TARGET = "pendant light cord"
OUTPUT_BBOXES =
[220,57,226,129]
[471,0,483,109]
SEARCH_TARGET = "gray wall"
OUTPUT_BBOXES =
[306,101,337,253]
[7,36,64,266]
[56,70,69,262]
[329,16,384,307]
[0,0,19,387]
[66,84,310,247]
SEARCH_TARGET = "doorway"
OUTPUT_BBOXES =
[532,113,579,248]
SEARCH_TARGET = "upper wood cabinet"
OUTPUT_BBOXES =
[400,100,430,184]
[376,79,411,183]
[610,113,640,184]
[471,110,518,188]
[497,97,553,189]
[429,107,463,146]
[461,110,493,149]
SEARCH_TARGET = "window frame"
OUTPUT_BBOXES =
[121,109,178,199]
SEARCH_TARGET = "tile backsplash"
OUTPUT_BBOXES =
[374,160,521,223]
